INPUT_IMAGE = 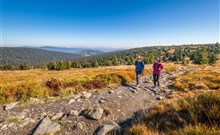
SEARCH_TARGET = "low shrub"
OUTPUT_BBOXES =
[175,124,220,135]
[127,91,220,134]
[173,70,220,91]
[83,79,107,89]
[46,78,62,90]
[125,124,158,135]
[46,78,63,96]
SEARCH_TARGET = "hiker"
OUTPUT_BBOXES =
[135,55,145,87]
[153,58,164,87]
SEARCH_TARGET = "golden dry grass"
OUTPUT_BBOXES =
[173,70,220,91]
[0,62,198,104]
[128,59,220,135]
[125,123,159,135]
[128,91,220,135]
[0,65,153,104]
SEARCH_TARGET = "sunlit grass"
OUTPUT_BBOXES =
[127,91,220,135]
[0,62,197,104]
[0,65,153,104]
[173,70,220,91]
[127,63,220,135]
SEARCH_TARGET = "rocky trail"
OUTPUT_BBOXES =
[0,68,198,135]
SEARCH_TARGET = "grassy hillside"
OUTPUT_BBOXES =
[0,65,144,104]
[0,63,186,105]
[126,60,220,135]
[1,44,219,70]
[72,43,220,68]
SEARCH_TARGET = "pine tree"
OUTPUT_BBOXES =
[112,55,119,66]
[65,60,72,69]
[72,61,81,68]
[56,60,66,70]
[2,64,13,70]
[208,53,217,64]
[18,63,30,70]
[199,47,208,64]
[47,62,56,70]
[91,60,99,67]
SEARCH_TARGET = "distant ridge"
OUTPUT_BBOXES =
[0,47,80,66]
[21,46,124,55]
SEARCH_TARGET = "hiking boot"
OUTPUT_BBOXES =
[152,86,156,89]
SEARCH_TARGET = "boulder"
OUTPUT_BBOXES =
[156,95,164,100]
[108,91,114,94]
[118,96,122,99]
[30,98,41,104]
[99,99,106,104]
[81,92,92,99]
[74,94,81,99]
[32,116,60,135]
[76,122,84,129]
[87,106,104,120]
[96,125,115,135]
[69,110,79,116]
[19,118,36,128]
[3,102,19,111]
[52,112,65,120]
[68,99,76,104]
[1,124,8,130]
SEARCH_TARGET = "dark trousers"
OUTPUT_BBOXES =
[136,71,142,85]
[153,74,160,86]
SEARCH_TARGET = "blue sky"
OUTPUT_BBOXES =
[1,0,219,48]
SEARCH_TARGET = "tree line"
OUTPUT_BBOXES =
[1,43,219,71]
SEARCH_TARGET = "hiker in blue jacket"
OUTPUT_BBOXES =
[135,55,145,87]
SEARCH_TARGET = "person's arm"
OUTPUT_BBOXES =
[160,64,164,70]
[141,61,145,74]
[135,61,137,66]
[142,61,145,70]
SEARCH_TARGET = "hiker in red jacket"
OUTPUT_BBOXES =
[153,58,164,87]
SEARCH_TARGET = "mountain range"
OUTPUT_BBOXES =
[22,46,124,55]
[0,46,125,66]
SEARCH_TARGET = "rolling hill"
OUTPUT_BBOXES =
[22,46,124,56]
[0,47,80,66]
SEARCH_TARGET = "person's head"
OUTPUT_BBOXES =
[136,55,142,61]
[154,58,159,63]
[158,59,161,63]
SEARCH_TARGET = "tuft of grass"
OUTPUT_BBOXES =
[125,124,159,135]
[174,124,220,135]
[127,91,220,135]
[5,116,20,123]
[173,70,220,91]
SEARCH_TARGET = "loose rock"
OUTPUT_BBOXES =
[52,112,65,120]
[68,99,76,104]
[3,102,19,111]
[87,106,104,120]
[74,94,81,99]
[96,125,115,135]
[81,92,92,99]
[156,95,164,100]
[76,122,84,130]
[32,116,61,135]
[69,110,80,116]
